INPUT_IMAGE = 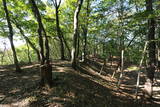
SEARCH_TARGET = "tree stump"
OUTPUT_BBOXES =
[40,63,52,88]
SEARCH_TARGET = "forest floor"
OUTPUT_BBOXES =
[0,59,160,107]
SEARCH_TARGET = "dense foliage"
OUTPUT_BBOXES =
[0,0,159,65]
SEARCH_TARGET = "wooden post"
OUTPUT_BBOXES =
[117,49,124,89]
[135,41,148,100]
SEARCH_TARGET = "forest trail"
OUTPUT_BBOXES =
[0,60,160,107]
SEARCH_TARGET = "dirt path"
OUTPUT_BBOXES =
[0,60,160,107]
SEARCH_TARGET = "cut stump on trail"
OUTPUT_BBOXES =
[40,63,53,88]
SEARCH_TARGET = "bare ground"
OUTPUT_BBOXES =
[0,60,160,107]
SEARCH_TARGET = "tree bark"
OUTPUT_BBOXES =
[2,0,22,72]
[56,9,65,60]
[71,0,83,69]
[145,0,156,98]
[52,0,65,60]
[30,0,45,64]
[29,0,52,87]
[82,0,90,62]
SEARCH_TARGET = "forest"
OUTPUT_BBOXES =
[0,0,160,106]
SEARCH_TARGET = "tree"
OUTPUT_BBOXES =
[71,0,83,69]
[81,0,90,62]
[2,0,22,72]
[145,0,156,98]
[29,0,52,87]
[12,19,41,61]
[52,0,65,60]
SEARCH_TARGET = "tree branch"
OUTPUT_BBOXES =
[57,0,61,9]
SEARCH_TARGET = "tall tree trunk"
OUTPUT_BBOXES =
[2,0,22,72]
[52,0,65,60]
[71,0,83,69]
[56,9,65,60]
[12,20,41,61]
[145,0,156,98]
[43,25,50,63]
[82,0,90,62]
[53,0,71,60]
[117,0,125,89]
[29,0,52,87]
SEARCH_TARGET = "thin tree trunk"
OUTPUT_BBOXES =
[117,49,124,88]
[93,38,96,57]
[53,0,71,60]
[12,20,41,61]
[2,0,21,72]
[43,26,50,63]
[76,32,80,58]
[61,34,71,59]
[52,0,65,60]
[117,0,125,89]
[135,42,148,100]
[56,9,65,60]
[26,42,32,64]
[29,0,52,87]
[71,0,83,69]
[82,0,90,62]
[29,0,45,64]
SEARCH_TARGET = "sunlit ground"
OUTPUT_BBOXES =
[0,60,160,106]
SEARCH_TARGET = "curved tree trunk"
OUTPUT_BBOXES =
[12,20,41,61]
[71,0,83,69]
[2,0,21,72]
